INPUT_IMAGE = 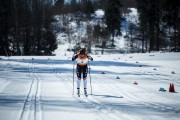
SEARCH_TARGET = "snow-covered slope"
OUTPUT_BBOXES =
[0,52,180,120]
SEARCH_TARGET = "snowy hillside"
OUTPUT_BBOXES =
[53,8,139,55]
[0,52,180,120]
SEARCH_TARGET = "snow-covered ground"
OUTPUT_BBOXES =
[0,52,180,120]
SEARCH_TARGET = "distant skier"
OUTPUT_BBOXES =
[72,48,93,96]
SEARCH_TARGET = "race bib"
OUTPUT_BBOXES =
[77,58,88,64]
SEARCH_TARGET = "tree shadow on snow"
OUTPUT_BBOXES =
[93,94,123,99]
[1,58,159,75]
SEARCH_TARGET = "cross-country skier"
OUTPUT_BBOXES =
[72,48,93,96]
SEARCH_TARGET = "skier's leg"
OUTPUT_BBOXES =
[77,79,81,95]
[76,66,81,95]
[77,87,80,95]
[83,79,87,95]
[77,79,81,89]
[83,79,87,89]
[83,66,88,95]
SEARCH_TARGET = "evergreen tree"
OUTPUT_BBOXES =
[93,23,110,54]
[0,0,57,55]
[136,0,163,52]
[136,0,149,52]
[0,0,13,55]
[70,0,79,13]
[105,0,122,47]
[162,0,180,51]
[82,0,94,19]
[54,0,65,14]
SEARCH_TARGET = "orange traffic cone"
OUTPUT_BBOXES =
[169,83,175,93]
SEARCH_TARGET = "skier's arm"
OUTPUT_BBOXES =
[72,54,78,61]
[87,54,93,61]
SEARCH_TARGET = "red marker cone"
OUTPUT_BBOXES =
[169,83,172,92]
[169,83,175,93]
[171,84,175,92]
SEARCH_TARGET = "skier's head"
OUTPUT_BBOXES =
[80,48,86,56]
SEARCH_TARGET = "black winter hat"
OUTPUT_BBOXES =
[80,48,86,55]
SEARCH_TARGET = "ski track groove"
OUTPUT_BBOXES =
[133,66,180,84]
[0,60,12,90]
[85,78,137,120]
[56,72,105,120]
[34,57,180,120]
[118,62,180,85]
[110,84,180,113]
[93,73,180,114]
[94,62,180,100]
[18,60,42,120]
[0,58,33,120]
[56,72,129,120]
[19,58,180,119]
[1,57,179,120]
[100,59,180,86]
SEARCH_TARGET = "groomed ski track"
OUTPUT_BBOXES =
[0,54,180,120]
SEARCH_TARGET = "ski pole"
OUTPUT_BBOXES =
[88,59,92,95]
[72,60,75,95]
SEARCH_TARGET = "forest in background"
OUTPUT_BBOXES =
[0,0,179,55]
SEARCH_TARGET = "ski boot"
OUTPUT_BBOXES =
[84,88,88,97]
[77,88,80,97]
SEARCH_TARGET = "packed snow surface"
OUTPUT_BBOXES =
[0,52,180,120]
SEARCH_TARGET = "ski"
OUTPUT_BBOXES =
[77,94,88,97]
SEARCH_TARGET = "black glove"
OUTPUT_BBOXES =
[72,57,75,61]
[90,58,93,61]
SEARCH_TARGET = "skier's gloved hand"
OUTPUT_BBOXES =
[72,57,75,61]
[89,57,93,61]
[72,54,76,61]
